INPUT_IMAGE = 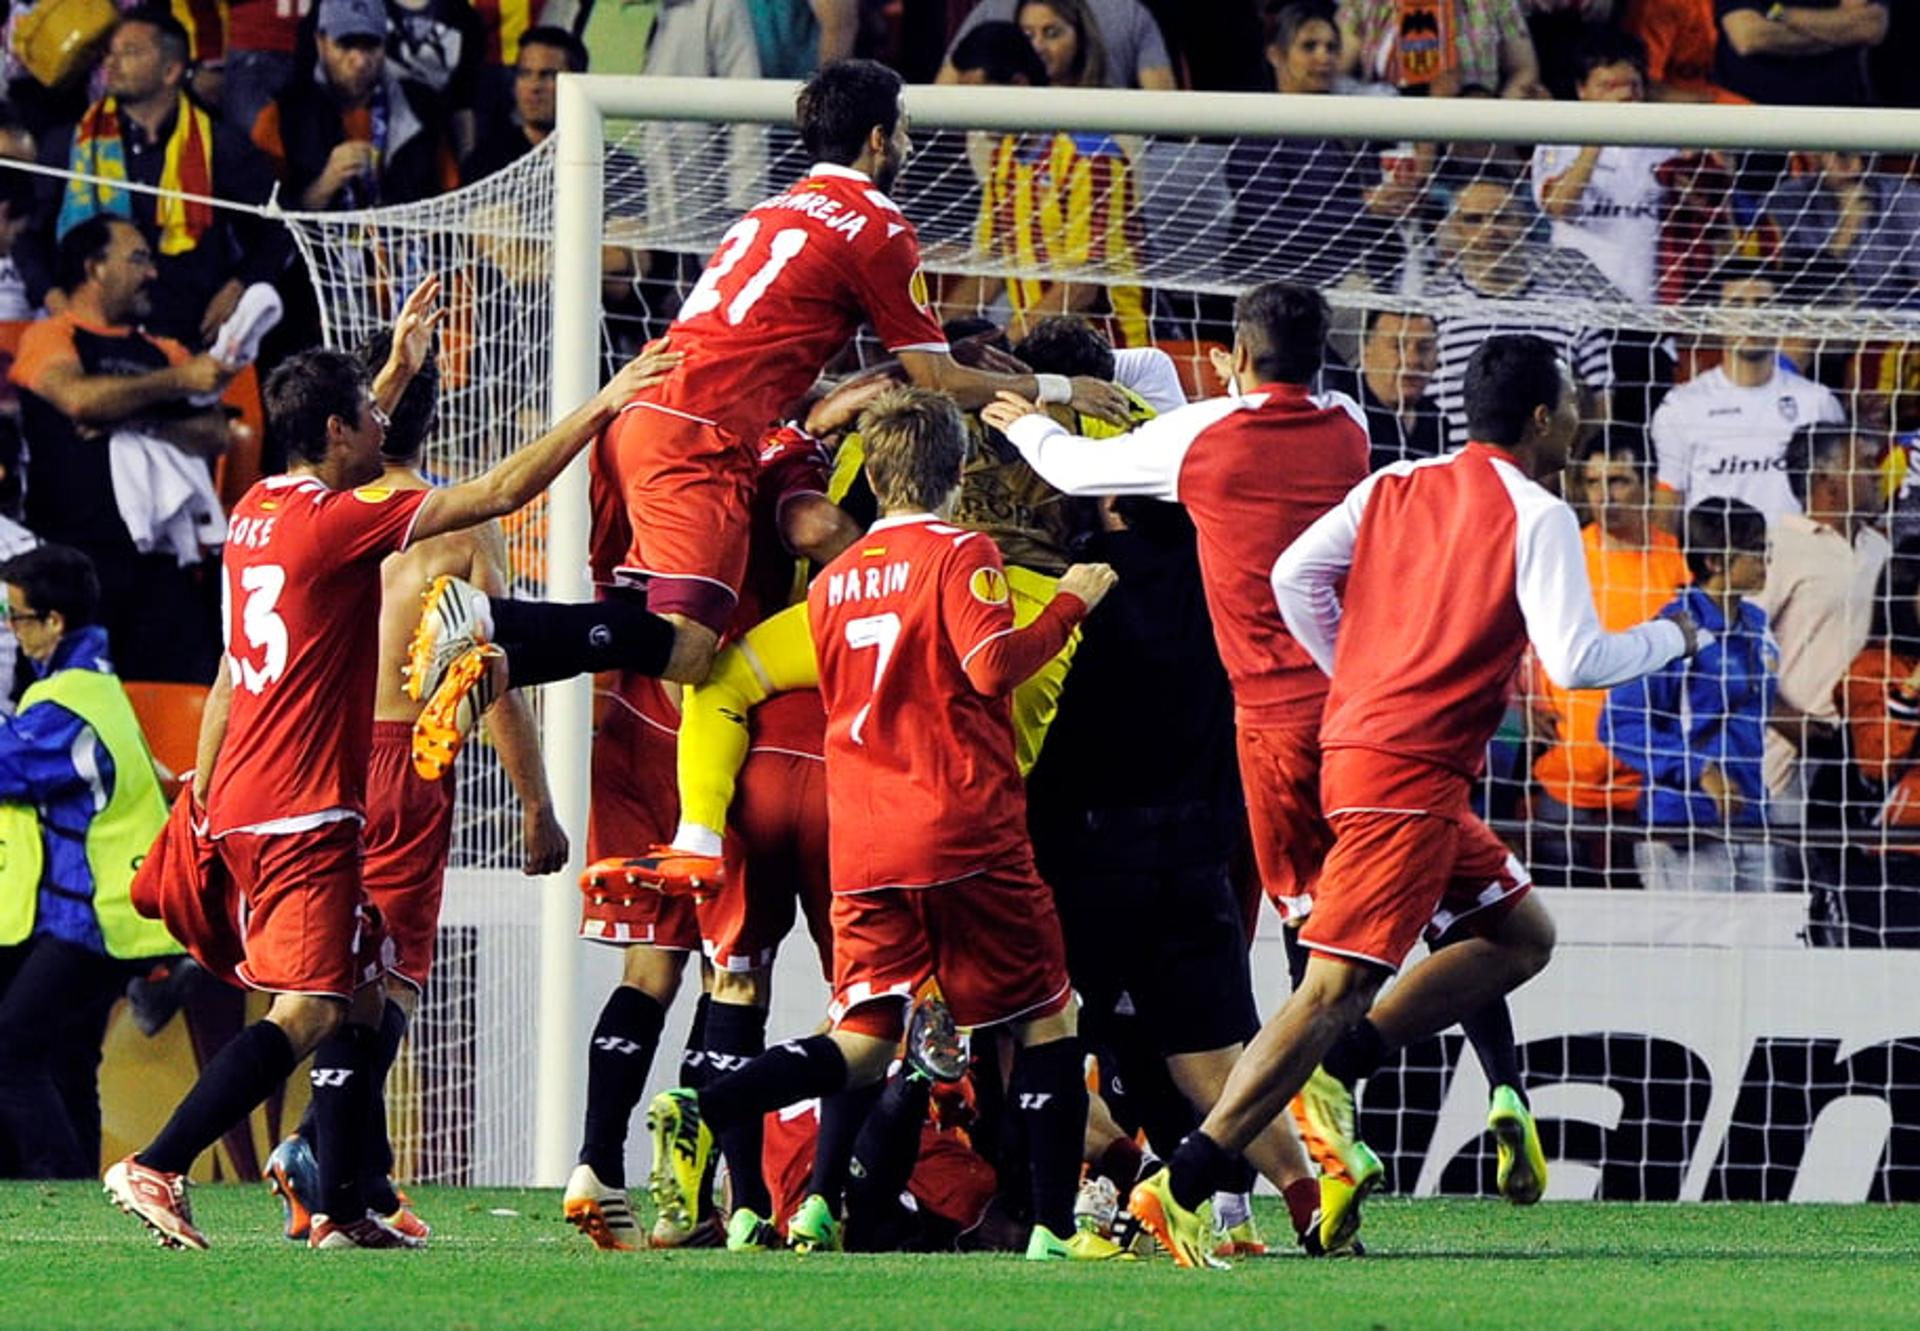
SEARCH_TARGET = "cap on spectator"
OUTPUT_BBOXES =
[316,0,387,42]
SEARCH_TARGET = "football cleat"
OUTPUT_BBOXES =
[403,574,492,703]
[725,1208,783,1251]
[411,643,504,781]
[382,1197,431,1245]
[581,849,724,901]
[785,1193,842,1254]
[309,1211,426,1250]
[645,1089,714,1247]
[1213,1216,1268,1259]
[654,1213,725,1248]
[1128,1168,1225,1270]
[1025,1225,1136,1261]
[262,1134,319,1242]
[1489,1084,1548,1206]
[1288,1066,1374,1184]
[904,994,968,1085]
[1073,1175,1120,1239]
[104,1155,209,1251]
[563,1163,641,1251]
[1317,1141,1384,1256]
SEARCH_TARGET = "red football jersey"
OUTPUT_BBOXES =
[739,425,834,757]
[808,515,1033,892]
[208,475,428,836]
[645,163,949,444]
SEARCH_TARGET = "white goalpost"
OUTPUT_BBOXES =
[275,77,1920,1193]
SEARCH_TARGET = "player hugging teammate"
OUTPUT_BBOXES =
[105,53,1700,1266]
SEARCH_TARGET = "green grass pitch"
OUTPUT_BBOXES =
[2,1183,1917,1330]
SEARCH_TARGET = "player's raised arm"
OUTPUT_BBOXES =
[410,341,680,543]
[1514,489,1696,690]
[981,391,1242,499]
[898,348,1132,428]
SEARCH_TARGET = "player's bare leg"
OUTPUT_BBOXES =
[658,613,720,685]
[1169,1046,1321,1248]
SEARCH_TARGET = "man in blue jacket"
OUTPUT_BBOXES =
[0,545,176,1177]
[1603,497,1782,893]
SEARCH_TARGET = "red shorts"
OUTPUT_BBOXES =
[223,819,386,998]
[830,863,1073,1031]
[131,789,244,983]
[584,671,698,950]
[591,398,755,634]
[362,721,457,990]
[700,747,832,976]
[1238,721,1333,924]
[1301,749,1532,972]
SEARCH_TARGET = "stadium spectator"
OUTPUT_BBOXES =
[1760,152,1920,310]
[1422,172,1622,446]
[939,0,1176,88]
[0,544,176,1178]
[1712,0,1887,108]
[462,25,586,183]
[250,0,459,211]
[544,0,765,228]
[10,216,234,684]
[1840,543,1920,836]
[224,0,311,132]
[1650,260,1846,518]
[1603,497,1781,893]
[1221,3,1416,288]
[1332,308,1443,470]
[381,0,487,163]
[1337,0,1546,98]
[0,170,43,319]
[1533,431,1690,821]
[947,18,1049,84]
[1530,26,1676,305]
[746,0,858,79]
[1620,0,1744,101]
[945,14,1148,344]
[50,9,289,349]
[1757,422,1890,820]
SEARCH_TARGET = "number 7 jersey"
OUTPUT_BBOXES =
[658,162,951,442]
[809,516,1034,894]
[207,474,429,837]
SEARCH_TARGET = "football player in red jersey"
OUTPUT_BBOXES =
[643,388,1129,1262]
[107,282,679,1251]
[1120,334,1697,1266]
[402,58,1131,779]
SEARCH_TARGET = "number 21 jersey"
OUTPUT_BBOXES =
[657,162,951,443]
[208,474,428,837]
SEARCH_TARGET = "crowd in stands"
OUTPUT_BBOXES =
[0,0,1913,907]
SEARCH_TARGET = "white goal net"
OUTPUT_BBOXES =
[281,80,1920,1198]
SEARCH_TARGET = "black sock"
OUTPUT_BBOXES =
[1283,925,1312,989]
[140,1021,298,1175]
[845,1072,932,1233]
[309,1021,381,1221]
[1462,998,1525,1105]
[809,1081,883,1212]
[360,1000,410,1215]
[1322,1017,1389,1091]
[1010,1037,1088,1240]
[705,1002,771,1215]
[698,1034,848,1135]
[679,993,713,1090]
[491,597,676,689]
[579,986,666,1187]
[1167,1130,1236,1213]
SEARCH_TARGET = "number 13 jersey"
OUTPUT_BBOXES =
[208,474,429,837]
[658,162,950,443]
[810,516,1032,894]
